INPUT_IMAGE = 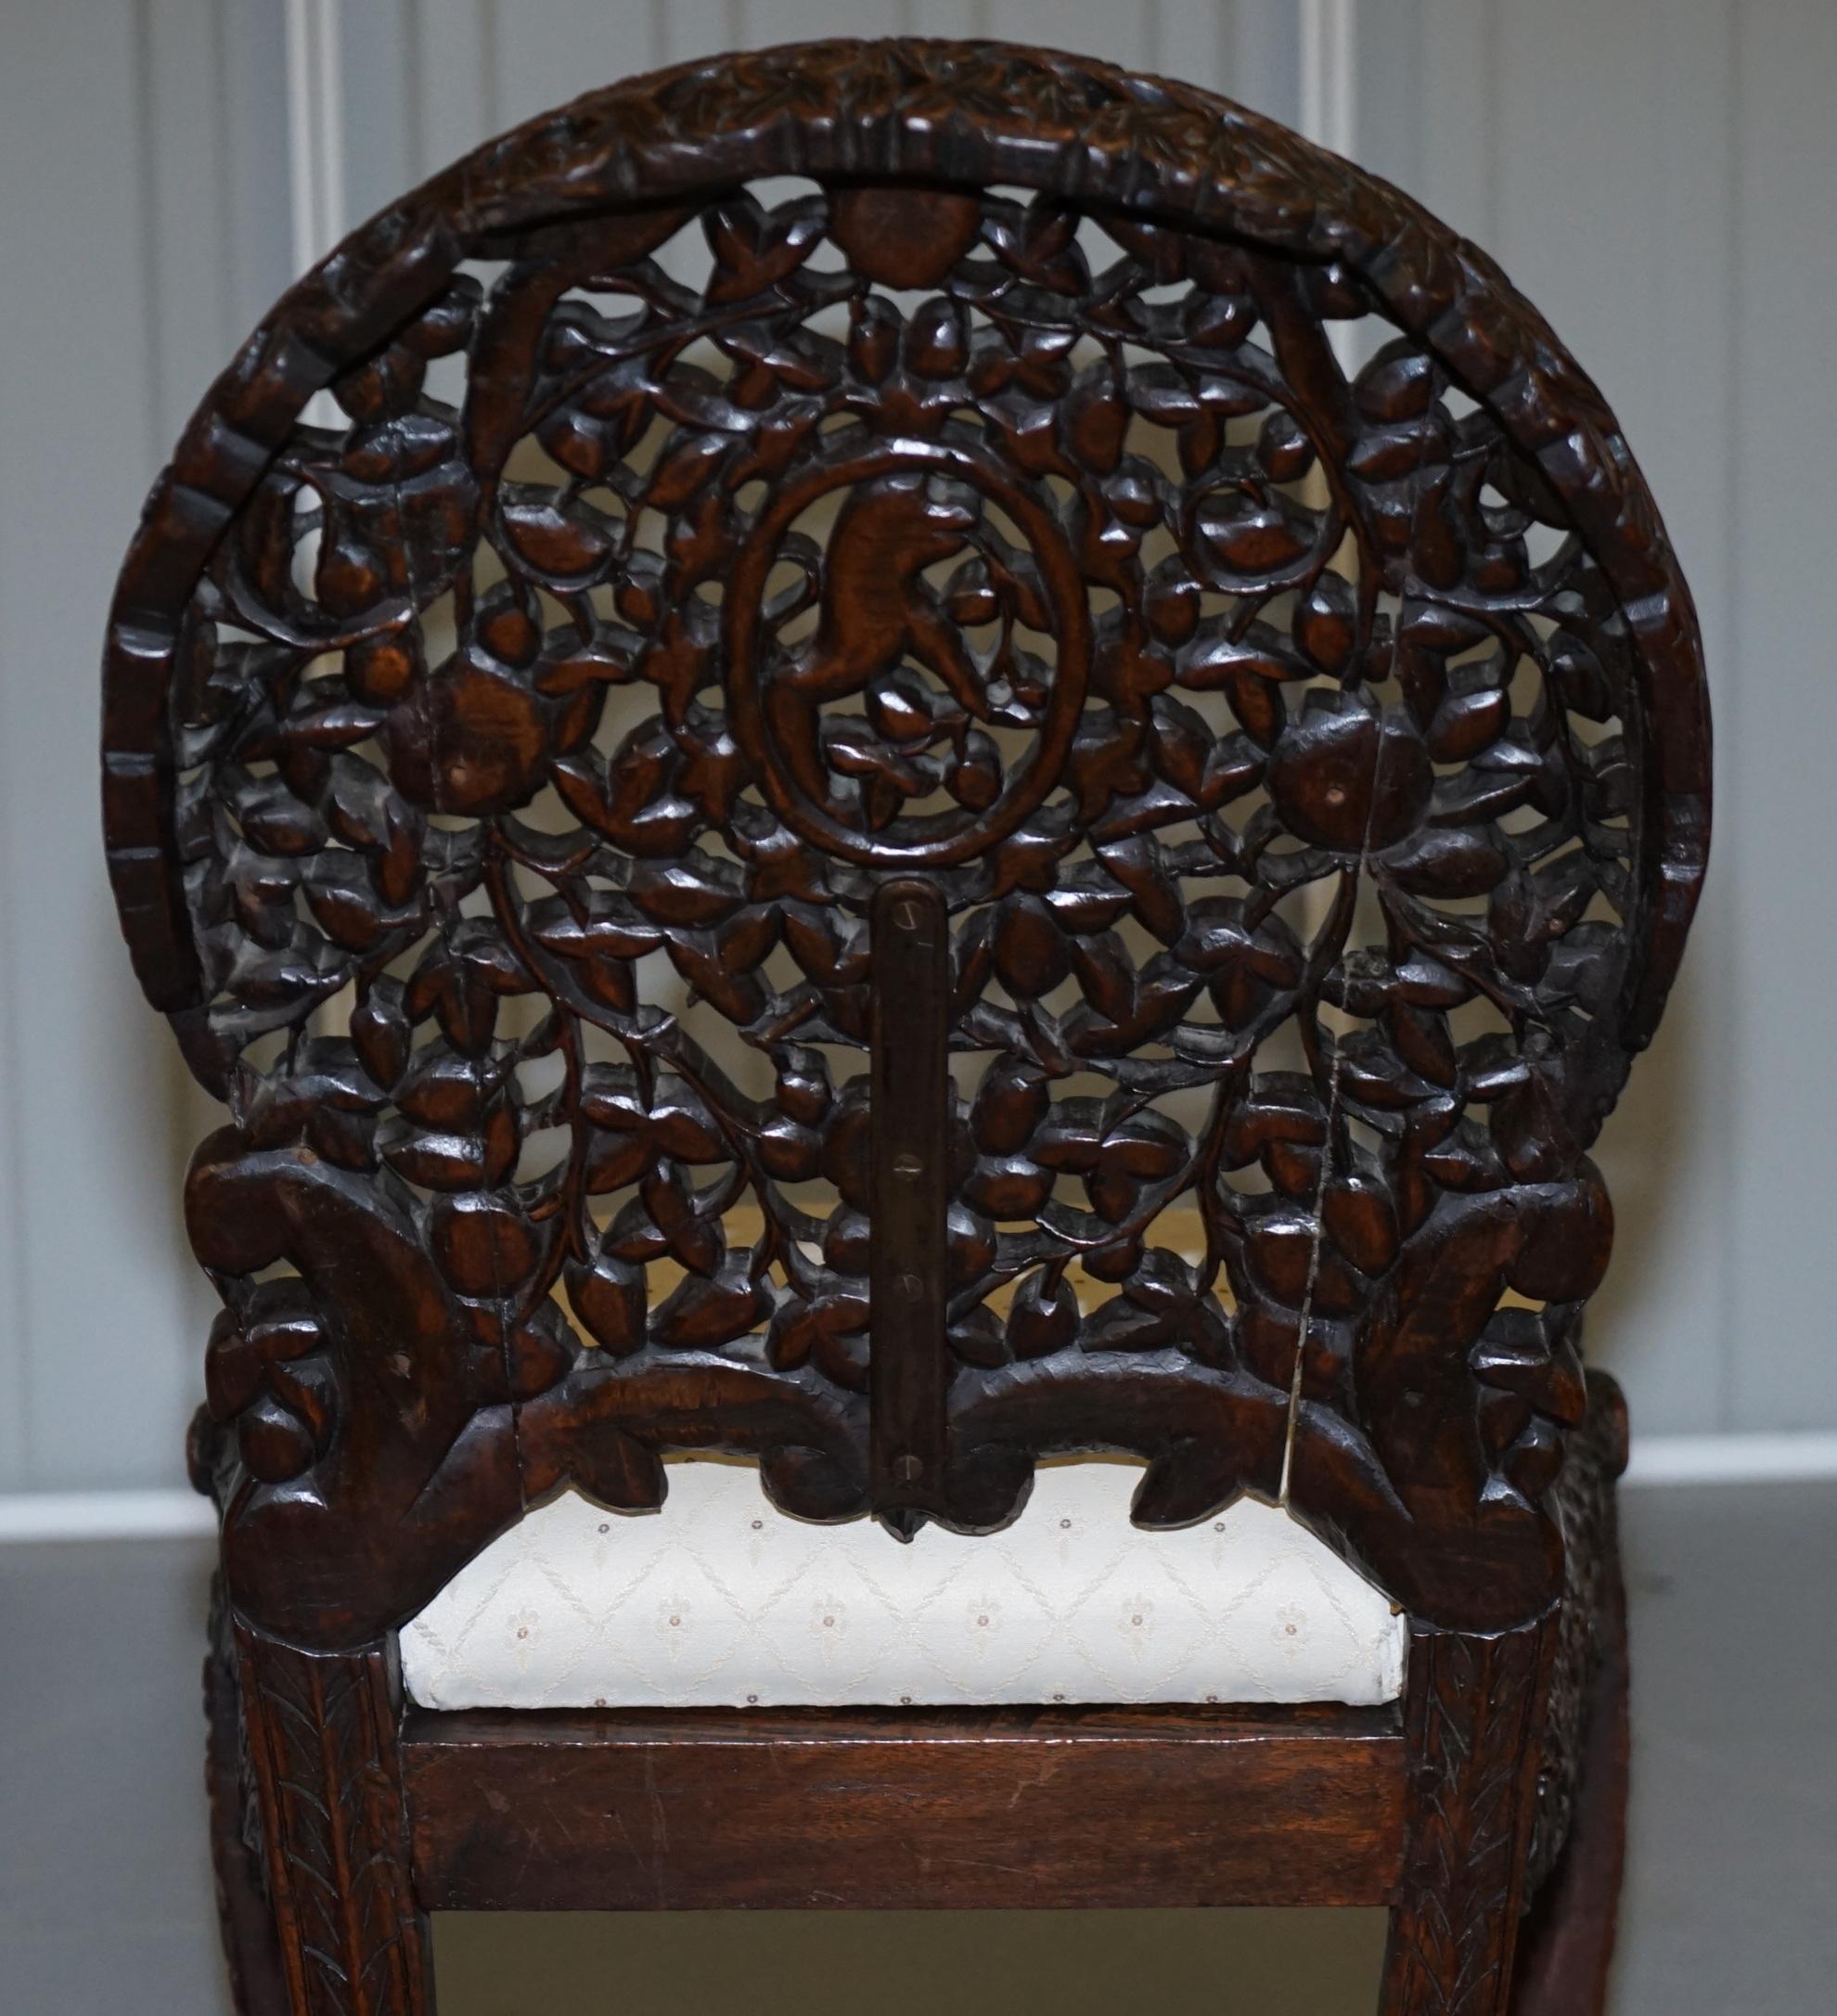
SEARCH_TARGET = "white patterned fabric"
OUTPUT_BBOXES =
[401,1460,1406,1711]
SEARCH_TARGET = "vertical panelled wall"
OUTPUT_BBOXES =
[4,1,1831,1502]
[0,0,292,1493]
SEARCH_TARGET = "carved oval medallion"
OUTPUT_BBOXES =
[725,440,1090,866]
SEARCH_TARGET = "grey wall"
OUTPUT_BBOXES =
[1,0,1829,1496]
[0,0,291,1490]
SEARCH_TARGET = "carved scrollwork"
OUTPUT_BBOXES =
[109,39,1707,1648]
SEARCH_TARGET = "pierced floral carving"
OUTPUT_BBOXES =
[108,38,1707,1648]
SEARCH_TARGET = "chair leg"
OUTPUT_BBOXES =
[1509,1527,1631,2015]
[1379,1619,1556,2015]
[207,1582,291,2014]
[227,1612,435,2016]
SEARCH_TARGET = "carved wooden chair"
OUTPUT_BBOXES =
[101,38,1710,2016]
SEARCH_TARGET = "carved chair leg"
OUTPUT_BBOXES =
[1379,1620,1556,2016]
[1509,1516,1630,2015]
[206,1581,291,2015]
[233,1616,435,2016]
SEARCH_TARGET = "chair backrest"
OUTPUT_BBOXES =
[102,38,1710,1651]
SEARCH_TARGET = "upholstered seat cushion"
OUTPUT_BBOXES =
[401,1461,1406,1710]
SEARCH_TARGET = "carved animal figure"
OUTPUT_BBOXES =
[777,474,986,715]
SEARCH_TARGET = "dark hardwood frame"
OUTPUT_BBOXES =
[105,37,1705,2016]
[202,1397,1628,2014]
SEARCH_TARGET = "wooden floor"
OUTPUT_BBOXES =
[2,1480,1832,2016]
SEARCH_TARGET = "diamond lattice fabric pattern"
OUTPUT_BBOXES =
[401,1460,1406,1710]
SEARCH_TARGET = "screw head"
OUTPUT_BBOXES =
[893,1454,924,1483]
[893,1150,923,1180]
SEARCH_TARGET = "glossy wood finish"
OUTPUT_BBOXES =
[204,1581,290,2015]
[1380,1621,1555,2013]
[114,33,1707,1652]
[97,35,1709,2016]
[405,1701,1407,1913]
[235,1624,431,2016]
[867,879,951,1531]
